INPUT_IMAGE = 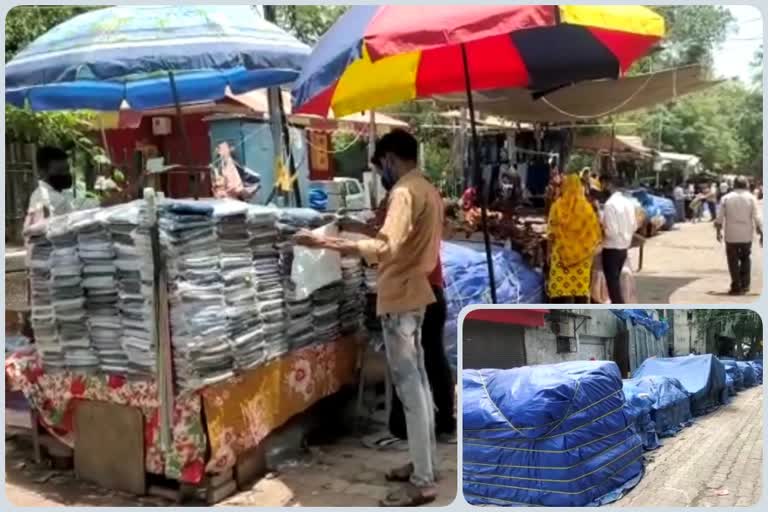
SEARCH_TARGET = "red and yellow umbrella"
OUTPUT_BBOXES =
[292,5,665,117]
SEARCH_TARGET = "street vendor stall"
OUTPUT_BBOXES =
[6,198,364,500]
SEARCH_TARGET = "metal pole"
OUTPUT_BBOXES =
[168,71,197,198]
[461,44,497,303]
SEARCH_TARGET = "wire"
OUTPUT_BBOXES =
[539,71,656,120]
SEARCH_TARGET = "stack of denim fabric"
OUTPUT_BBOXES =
[107,202,155,375]
[312,282,342,344]
[24,221,63,371]
[160,200,233,390]
[284,282,315,351]
[48,214,98,372]
[340,257,365,335]
[74,209,126,373]
[205,200,264,370]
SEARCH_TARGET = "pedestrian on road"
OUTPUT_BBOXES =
[340,154,455,447]
[715,177,763,295]
[547,174,602,303]
[294,129,442,506]
[706,183,718,221]
[600,174,638,304]
[673,183,686,223]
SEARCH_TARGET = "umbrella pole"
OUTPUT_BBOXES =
[460,44,497,303]
[168,71,197,199]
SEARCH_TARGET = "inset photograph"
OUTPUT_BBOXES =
[462,308,762,507]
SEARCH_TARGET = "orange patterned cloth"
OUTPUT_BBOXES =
[202,337,361,473]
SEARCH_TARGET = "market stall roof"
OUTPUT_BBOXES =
[96,89,408,133]
[574,134,655,157]
[432,65,722,122]
[465,309,549,328]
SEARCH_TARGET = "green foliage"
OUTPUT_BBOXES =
[633,5,734,73]
[694,310,762,358]
[5,5,102,61]
[272,5,348,45]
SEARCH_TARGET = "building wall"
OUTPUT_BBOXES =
[668,310,707,355]
[524,310,620,365]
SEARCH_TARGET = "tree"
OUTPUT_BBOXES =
[271,5,348,45]
[695,310,762,358]
[5,5,101,61]
[632,5,735,73]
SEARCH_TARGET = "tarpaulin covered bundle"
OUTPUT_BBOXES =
[751,360,763,384]
[736,361,758,387]
[725,374,735,400]
[463,361,644,507]
[722,360,744,392]
[611,309,670,339]
[623,376,692,438]
[630,189,676,230]
[621,380,660,451]
[443,241,543,371]
[633,355,727,416]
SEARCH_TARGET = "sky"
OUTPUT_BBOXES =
[712,5,763,83]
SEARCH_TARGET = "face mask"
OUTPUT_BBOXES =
[380,160,397,191]
[47,174,73,192]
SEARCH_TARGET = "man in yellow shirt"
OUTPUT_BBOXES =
[294,129,442,506]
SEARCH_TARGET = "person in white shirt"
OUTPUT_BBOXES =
[600,175,638,304]
[673,183,686,222]
[23,146,75,231]
[719,180,729,200]
[715,177,763,295]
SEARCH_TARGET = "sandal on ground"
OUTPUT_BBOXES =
[380,483,437,507]
[362,433,406,451]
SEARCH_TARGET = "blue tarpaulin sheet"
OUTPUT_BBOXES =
[631,189,676,230]
[611,310,670,339]
[751,360,763,384]
[722,360,745,392]
[443,241,543,371]
[633,355,727,416]
[463,361,644,507]
[736,361,758,387]
[621,380,660,451]
[623,376,692,439]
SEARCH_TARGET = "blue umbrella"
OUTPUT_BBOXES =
[5,5,310,111]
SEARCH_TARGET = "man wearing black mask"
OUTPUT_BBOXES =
[24,146,75,229]
[340,150,456,448]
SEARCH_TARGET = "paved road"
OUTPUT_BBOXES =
[5,436,457,507]
[613,386,763,507]
[634,220,763,304]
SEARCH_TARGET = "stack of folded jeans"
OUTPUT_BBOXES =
[48,214,99,372]
[312,282,342,344]
[160,200,233,390]
[24,221,63,371]
[205,200,264,370]
[107,202,156,375]
[340,257,365,335]
[284,282,315,351]
[75,210,126,374]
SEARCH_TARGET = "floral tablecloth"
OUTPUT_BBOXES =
[202,337,361,473]
[5,350,207,484]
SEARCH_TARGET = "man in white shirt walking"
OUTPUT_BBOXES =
[601,175,638,304]
[715,177,763,295]
[673,183,686,223]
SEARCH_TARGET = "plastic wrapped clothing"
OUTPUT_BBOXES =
[463,361,644,507]
[633,355,727,416]
[611,310,669,338]
[623,376,692,438]
[736,361,758,387]
[443,241,543,372]
[621,379,660,451]
[722,360,745,392]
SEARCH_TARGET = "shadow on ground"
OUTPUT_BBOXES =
[635,276,698,304]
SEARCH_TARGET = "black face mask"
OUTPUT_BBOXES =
[47,174,73,192]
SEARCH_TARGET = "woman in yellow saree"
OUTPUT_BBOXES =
[547,174,602,303]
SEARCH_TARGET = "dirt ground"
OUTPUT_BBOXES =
[612,386,763,507]
[4,435,457,507]
[633,219,763,304]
